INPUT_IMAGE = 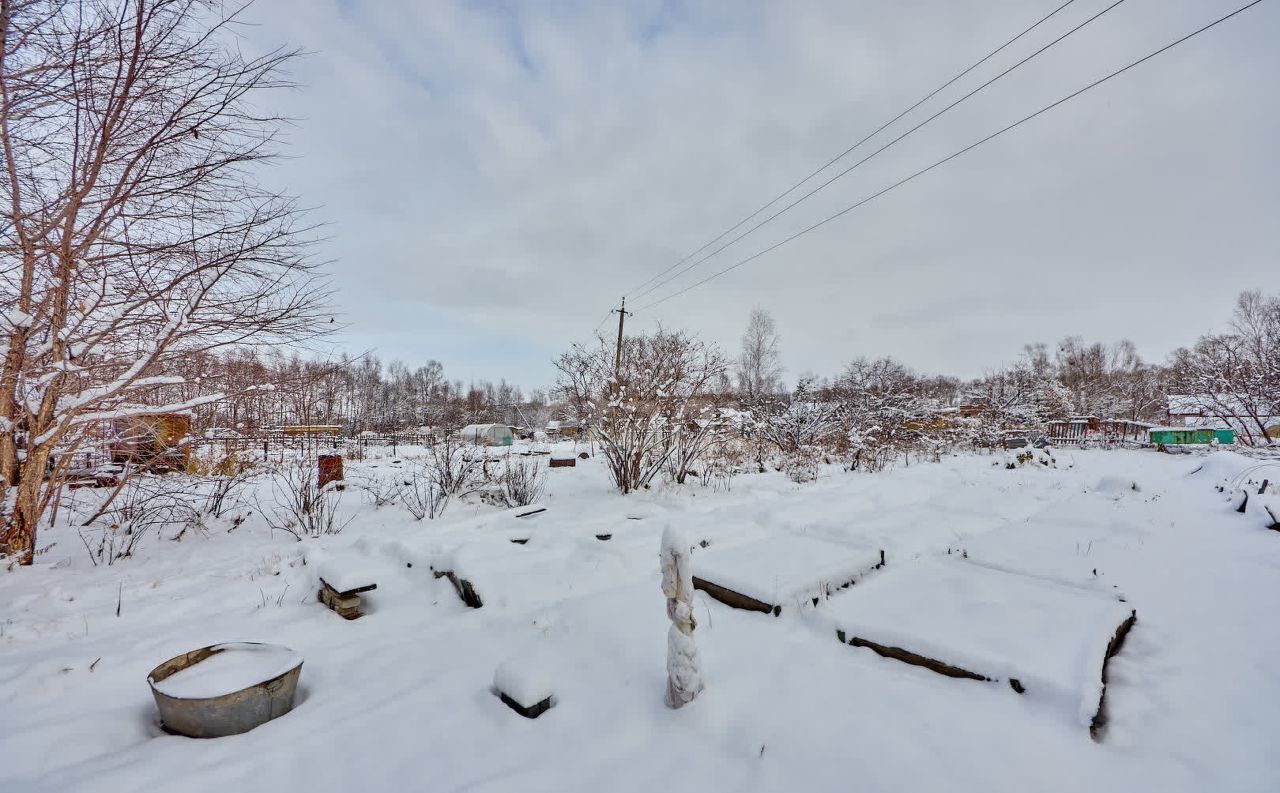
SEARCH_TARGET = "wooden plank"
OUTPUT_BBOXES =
[436,570,483,608]
[837,631,991,682]
[499,692,552,719]
[692,576,779,616]
[1089,610,1138,741]
[319,576,377,597]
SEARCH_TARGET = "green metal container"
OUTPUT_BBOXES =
[1148,428,1234,445]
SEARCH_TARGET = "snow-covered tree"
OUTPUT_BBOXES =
[553,329,727,493]
[753,378,841,454]
[1,1,333,562]
[660,525,703,708]
[1168,290,1280,446]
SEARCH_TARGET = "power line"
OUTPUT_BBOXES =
[634,0,1266,314]
[629,0,1130,303]
[623,0,1080,300]
[592,307,614,334]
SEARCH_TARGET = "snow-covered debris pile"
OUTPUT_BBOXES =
[1091,475,1142,497]
[1188,451,1269,491]
[1244,494,1280,531]
[493,656,555,718]
[313,556,379,595]
[1000,445,1056,469]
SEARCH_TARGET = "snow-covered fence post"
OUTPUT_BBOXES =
[660,525,704,708]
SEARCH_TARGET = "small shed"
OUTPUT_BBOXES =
[545,420,580,439]
[111,413,191,470]
[457,424,513,447]
[1148,427,1234,445]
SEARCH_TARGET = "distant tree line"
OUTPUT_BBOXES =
[149,351,554,434]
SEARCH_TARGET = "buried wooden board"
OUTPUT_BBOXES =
[692,535,885,616]
[824,557,1135,737]
[434,570,483,608]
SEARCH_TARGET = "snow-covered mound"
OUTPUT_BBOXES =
[1186,451,1261,484]
[493,656,555,708]
[693,534,883,609]
[1091,475,1141,496]
[822,557,1133,727]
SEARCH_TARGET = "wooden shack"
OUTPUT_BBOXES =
[110,413,191,470]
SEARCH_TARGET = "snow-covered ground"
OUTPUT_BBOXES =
[3,446,1279,792]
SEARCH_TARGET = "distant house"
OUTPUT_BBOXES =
[111,413,191,470]
[1166,396,1211,427]
[457,423,513,447]
[1166,395,1278,444]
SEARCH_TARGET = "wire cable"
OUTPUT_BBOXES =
[622,1,1080,299]
[634,0,1265,313]
[629,0,1130,303]
[623,0,1081,300]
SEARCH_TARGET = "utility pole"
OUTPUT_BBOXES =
[612,297,631,374]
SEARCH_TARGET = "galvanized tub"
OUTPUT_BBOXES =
[147,642,303,738]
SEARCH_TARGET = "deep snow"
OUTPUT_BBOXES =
[2,447,1280,792]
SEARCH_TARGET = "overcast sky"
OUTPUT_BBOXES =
[240,0,1278,390]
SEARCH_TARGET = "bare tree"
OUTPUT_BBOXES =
[1168,290,1280,446]
[736,307,783,402]
[0,1,330,562]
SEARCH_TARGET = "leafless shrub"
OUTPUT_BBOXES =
[354,471,403,509]
[260,457,349,540]
[425,434,483,497]
[398,461,448,521]
[79,476,203,565]
[192,454,258,518]
[497,456,546,508]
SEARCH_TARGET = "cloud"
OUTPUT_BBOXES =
[238,0,1280,387]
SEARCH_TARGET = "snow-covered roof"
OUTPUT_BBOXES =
[1168,395,1209,414]
[459,423,507,433]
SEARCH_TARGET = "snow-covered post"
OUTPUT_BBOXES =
[660,525,704,708]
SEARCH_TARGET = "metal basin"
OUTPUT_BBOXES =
[147,642,303,738]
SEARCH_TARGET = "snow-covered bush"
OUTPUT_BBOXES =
[1001,445,1056,469]
[497,456,546,508]
[699,439,745,492]
[783,445,824,484]
[553,330,727,494]
[261,456,349,539]
[753,380,842,454]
